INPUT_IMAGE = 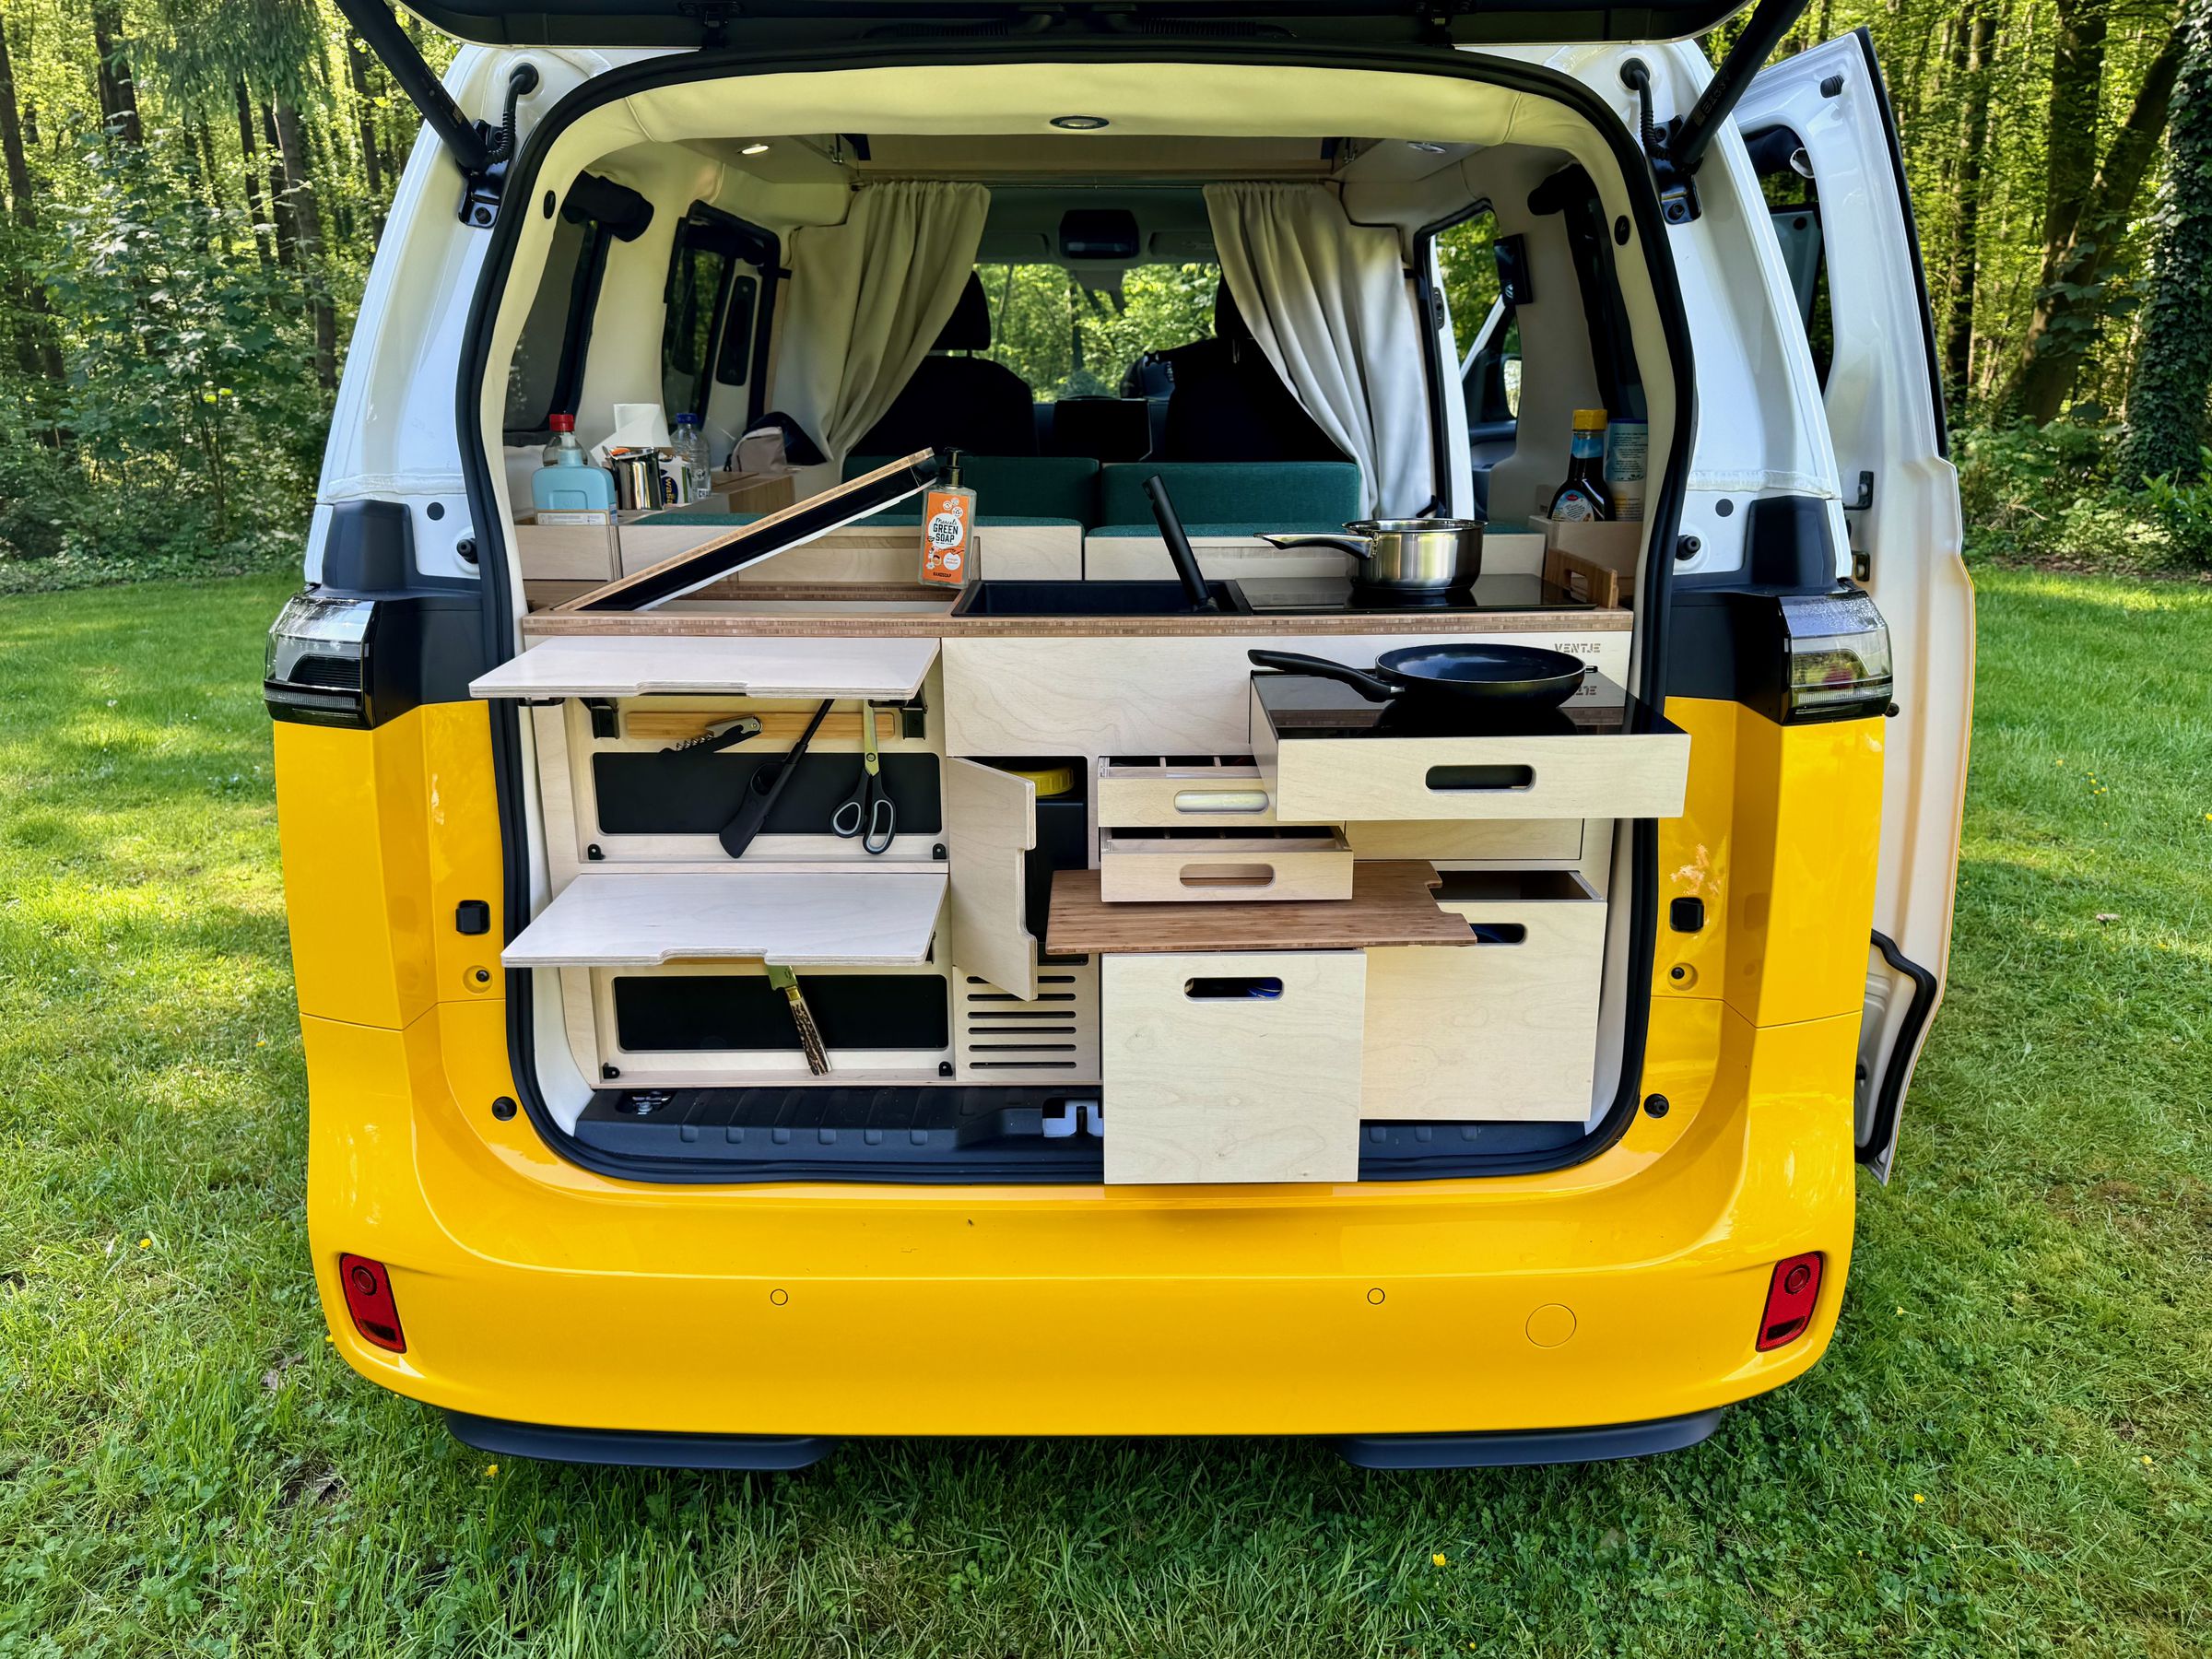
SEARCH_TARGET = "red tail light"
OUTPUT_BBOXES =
[1757,1253,1822,1350]
[337,1253,406,1352]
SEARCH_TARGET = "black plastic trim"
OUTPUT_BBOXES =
[455,34,1697,1187]
[1861,929,1936,1163]
[1341,1406,1724,1468]
[444,1410,840,1470]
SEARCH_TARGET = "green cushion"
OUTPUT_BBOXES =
[842,453,1100,524]
[1098,462,1360,529]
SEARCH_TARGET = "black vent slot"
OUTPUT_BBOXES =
[286,655,363,690]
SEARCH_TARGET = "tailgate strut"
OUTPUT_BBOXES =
[332,0,537,226]
[1624,0,1812,224]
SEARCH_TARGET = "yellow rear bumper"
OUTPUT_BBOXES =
[304,992,1857,1439]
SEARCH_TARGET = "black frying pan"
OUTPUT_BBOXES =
[1249,644,1588,708]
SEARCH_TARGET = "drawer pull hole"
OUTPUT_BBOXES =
[1172,789,1269,814]
[1426,764,1535,793]
[1468,923,1528,945]
[1184,975,1284,1000]
[1180,863,1275,889]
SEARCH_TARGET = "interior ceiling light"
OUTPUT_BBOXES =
[740,141,771,156]
[1050,115,1111,131]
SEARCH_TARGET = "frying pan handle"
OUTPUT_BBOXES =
[1246,649,1400,702]
[1257,534,1374,561]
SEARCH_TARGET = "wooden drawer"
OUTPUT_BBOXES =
[1102,950,1365,1183]
[1252,681,1688,823]
[1096,756,1278,828]
[1361,872,1606,1122]
[1097,828,1352,904]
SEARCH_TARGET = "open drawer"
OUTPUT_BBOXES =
[1098,827,1351,903]
[1096,756,1278,828]
[1250,674,1688,823]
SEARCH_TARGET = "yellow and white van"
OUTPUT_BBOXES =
[269,0,1972,1468]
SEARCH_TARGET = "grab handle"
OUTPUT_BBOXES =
[1178,862,1277,889]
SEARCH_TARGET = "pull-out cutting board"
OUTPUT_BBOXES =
[470,635,938,700]
[502,871,947,968]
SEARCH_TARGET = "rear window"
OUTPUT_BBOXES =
[974,262,1220,399]
[504,213,607,434]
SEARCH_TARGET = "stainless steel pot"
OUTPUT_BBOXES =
[1257,519,1485,590]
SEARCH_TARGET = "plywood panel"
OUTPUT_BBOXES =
[945,759,1037,999]
[471,635,939,700]
[1097,830,1351,904]
[1360,877,1607,1122]
[502,870,946,968]
[954,952,1100,1083]
[1102,950,1365,1183]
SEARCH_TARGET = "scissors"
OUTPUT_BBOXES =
[830,702,895,853]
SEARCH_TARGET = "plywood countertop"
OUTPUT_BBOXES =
[520,583,1631,641]
[1045,862,1482,955]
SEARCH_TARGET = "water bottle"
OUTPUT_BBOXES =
[672,412,713,505]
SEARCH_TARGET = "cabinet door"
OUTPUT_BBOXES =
[944,759,1037,999]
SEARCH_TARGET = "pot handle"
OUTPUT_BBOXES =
[1257,533,1374,560]
[1247,649,1400,701]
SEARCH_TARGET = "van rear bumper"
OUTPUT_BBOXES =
[303,995,1861,1443]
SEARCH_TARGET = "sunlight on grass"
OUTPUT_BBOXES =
[0,569,2206,1655]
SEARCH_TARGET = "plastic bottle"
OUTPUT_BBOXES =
[671,412,713,505]
[532,413,617,513]
[1548,409,1615,523]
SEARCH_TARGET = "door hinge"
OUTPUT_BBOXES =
[677,1,743,47]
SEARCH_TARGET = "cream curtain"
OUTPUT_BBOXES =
[1204,182,1430,515]
[779,181,990,463]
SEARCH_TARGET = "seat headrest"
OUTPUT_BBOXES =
[933,272,992,352]
[1213,280,1255,345]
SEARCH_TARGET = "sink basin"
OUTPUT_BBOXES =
[951,580,1251,618]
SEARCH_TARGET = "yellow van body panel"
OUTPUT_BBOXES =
[279,696,1883,1437]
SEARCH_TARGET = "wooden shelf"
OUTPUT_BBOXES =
[470,634,939,700]
[503,870,947,968]
[1044,861,1477,955]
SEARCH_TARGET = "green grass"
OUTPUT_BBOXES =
[1,568,2206,1656]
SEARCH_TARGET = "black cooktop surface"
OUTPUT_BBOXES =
[1238,573,1594,615]
[1252,671,1677,741]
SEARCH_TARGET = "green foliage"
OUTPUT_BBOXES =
[976,262,1217,399]
[1956,417,2212,569]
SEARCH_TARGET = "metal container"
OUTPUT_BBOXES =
[607,448,665,512]
[1258,519,1485,591]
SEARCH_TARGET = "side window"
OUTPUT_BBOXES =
[661,206,781,421]
[1432,208,1519,487]
[504,211,609,437]
[1747,125,1835,388]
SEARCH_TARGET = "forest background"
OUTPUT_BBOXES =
[3,0,2211,594]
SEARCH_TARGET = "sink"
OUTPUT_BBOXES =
[950,580,1252,618]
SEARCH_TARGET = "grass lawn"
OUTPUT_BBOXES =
[0,567,2206,1656]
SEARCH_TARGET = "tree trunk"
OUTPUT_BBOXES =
[0,4,62,386]
[274,100,337,389]
[2003,27,2186,422]
[233,81,276,271]
[1943,0,1997,405]
[89,0,141,146]
[346,30,386,241]
[263,100,297,267]
[2118,0,2212,482]
[2040,0,2110,267]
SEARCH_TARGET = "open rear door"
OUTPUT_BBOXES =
[1737,29,1974,1180]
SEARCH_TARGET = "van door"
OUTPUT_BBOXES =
[1736,29,1975,1180]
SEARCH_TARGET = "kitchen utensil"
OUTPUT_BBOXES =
[662,714,761,755]
[1247,643,1587,709]
[765,963,830,1075]
[830,700,896,853]
[1258,520,1486,591]
[718,698,833,857]
[1143,475,1215,611]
